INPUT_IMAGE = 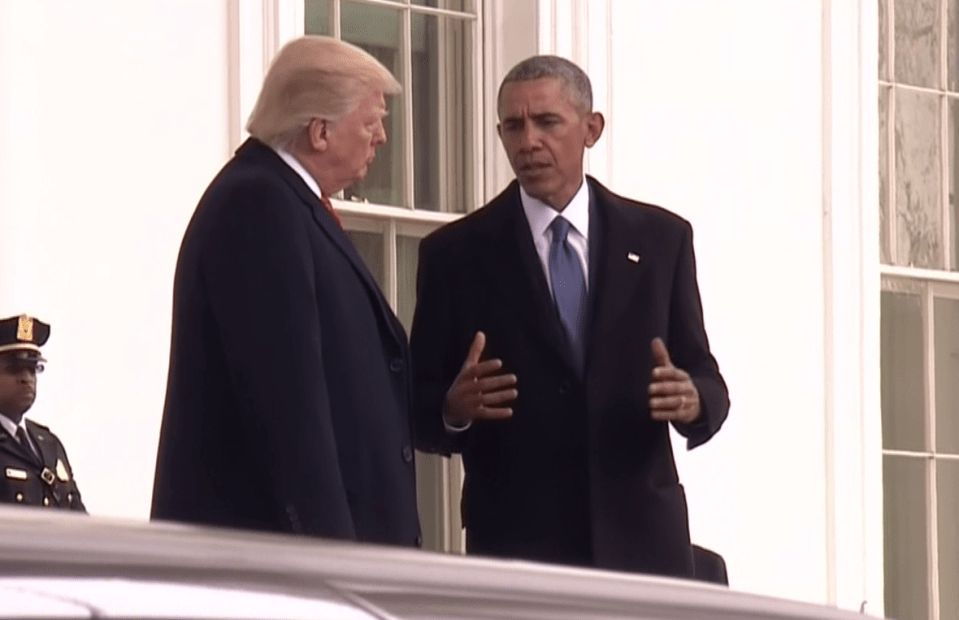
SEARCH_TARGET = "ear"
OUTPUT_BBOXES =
[306,118,330,152]
[584,111,605,148]
[496,122,504,142]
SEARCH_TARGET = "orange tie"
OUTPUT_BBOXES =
[320,194,343,228]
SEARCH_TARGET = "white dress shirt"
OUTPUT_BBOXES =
[0,413,38,457]
[520,178,590,294]
[273,147,326,201]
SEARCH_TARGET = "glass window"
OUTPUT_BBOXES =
[950,99,958,270]
[411,12,476,213]
[305,0,478,213]
[939,460,959,620]
[412,0,475,10]
[894,88,942,269]
[341,2,406,207]
[948,0,958,92]
[880,86,891,263]
[305,0,331,35]
[894,0,940,88]
[396,235,421,331]
[883,455,930,620]
[881,290,927,452]
[935,298,959,453]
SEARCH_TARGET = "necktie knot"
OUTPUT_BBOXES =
[319,193,343,228]
[550,216,572,244]
[15,426,38,462]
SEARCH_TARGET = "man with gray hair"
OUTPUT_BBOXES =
[410,55,728,577]
[152,36,421,547]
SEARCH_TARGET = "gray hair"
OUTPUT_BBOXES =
[246,36,401,150]
[498,55,593,114]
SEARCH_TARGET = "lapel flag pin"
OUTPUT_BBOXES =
[627,252,640,263]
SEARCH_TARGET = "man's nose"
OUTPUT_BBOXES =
[373,121,387,146]
[518,124,541,151]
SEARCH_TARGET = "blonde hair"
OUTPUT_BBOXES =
[246,36,401,149]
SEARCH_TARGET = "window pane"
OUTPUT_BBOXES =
[411,13,475,213]
[415,451,448,552]
[412,0,475,12]
[881,291,927,451]
[396,235,421,331]
[940,460,959,620]
[883,455,930,620]
[304,0,331,35]
[895,88,942,268]
[879,0,888,80]
[346,230,385,292]
[881,87,891,264]
[894,0,941,88]
[949,0,958,92]
[341,2,405,207]
[936,298,959,453]
[951,99,959,270]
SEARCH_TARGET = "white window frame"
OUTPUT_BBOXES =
[880,272,959,620]
[822,0,884,613]
[877,0,959,617]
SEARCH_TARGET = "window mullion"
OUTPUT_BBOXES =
[889,85,898,264]
[331,0,341,38]
[437,17,450,211]
[472,8,484,211]
[402,6,415,209]
[386,219,398,309]
[925,282,940,620]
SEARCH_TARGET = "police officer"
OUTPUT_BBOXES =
[0,315,85,511]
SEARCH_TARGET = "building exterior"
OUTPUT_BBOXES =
[2,1,951,619]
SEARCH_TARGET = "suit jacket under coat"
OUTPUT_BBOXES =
[151,138,421,548]
[410,177,728,577]
[0,419,85,511]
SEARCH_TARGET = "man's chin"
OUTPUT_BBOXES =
[517,178,552,201]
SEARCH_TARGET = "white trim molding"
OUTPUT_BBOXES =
[821,0,883,613]
[484,0,539,200]
[227,0,304,154]
[535,0,613,185]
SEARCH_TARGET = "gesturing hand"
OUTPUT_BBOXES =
[648,337,701,424]
[443,331,518,428]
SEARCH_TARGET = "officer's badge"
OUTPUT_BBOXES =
[16,315,33,342]
[55,459,69,482]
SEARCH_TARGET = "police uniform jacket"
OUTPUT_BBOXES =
[0,419,86,511]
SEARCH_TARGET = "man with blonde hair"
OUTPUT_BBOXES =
[152,36,421,547]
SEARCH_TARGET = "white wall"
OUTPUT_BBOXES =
[609,0,829,605]
[0,0,231,519]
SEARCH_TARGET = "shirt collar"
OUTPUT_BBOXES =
[0,413,26,439]
[273,146,325,201]
[519,178,590,240]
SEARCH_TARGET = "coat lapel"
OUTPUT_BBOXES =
[483,186,579,377]
[304,197,406,348]
[585,179,652,375]
[26,421,57,471]
[238,139,407,350]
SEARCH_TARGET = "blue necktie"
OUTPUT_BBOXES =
[548,216,588,369]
